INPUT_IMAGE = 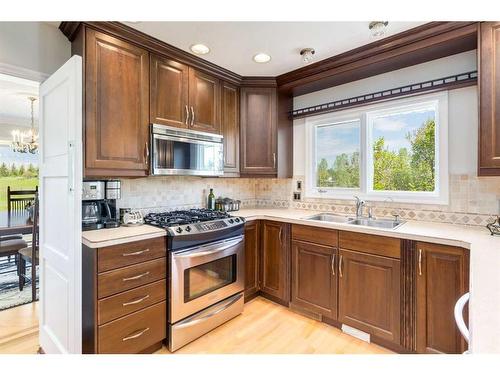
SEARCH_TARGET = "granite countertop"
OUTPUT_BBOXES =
[80,207,500,353]
[236,208,500,354]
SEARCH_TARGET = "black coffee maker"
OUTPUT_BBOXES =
[82,181,120,231]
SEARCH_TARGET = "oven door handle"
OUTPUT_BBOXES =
[174,293,243,329]
[174,236,244,259]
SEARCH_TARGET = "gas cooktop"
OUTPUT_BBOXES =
[144,209,231,228]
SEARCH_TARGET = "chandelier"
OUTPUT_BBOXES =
[11,96,38,154]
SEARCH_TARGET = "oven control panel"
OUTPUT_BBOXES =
[166,217,246,236]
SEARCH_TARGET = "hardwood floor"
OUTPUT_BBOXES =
[157,297,392,354]
[0,302,39,354]
[0,297,391,354]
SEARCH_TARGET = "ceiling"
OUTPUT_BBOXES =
[124,21,426,76]
[0,73,39,144]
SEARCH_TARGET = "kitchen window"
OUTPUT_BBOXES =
[305,92,449,204]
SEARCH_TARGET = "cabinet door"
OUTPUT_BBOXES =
[260,221,290,303]
[240,87,277,175]
[479,22,500,176]
[221,82,240,175]
[291,240,337,319]
[244,221,260,301]
[416,242,469,354]
[338,249,400,344]
[85,29,149,176]
[150,54,189,129]
[188,68,220,133]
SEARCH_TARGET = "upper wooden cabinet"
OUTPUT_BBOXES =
[416,242,469,354]
[221,82,240,175]
[150,54,189,129]
[240,87,277,175]
[260,220,290,304]
[150,55,221,134]
[479,22,500,176]
[188,69,221,133]
[84,29,150,177]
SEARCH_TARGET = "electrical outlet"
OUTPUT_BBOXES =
[293,192,301,201]
[296,180,302,190]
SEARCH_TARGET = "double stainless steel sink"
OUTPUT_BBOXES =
[303,213,405,229]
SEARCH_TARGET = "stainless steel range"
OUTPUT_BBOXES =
[144,209,245,351]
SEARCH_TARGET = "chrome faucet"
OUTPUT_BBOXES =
[354,196,366,218]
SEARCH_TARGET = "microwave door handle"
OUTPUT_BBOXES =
[175,236,244,259]
[174,293,242,329]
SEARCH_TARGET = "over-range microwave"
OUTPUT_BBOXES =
[150,124,224,177]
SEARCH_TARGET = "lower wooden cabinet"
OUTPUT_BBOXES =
[338,248,401,345]
[291,240,337,319]
[260,220,290,304]
[244,220,260,301]
[416,242,469,354]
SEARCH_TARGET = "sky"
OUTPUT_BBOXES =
[316,120,360,164]
[0,144,38,167]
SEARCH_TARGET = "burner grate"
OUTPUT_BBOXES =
[144,209,230,228]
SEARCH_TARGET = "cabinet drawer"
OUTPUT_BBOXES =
[98,279,166,325]
[339,231,400,259]
[98,258,166,298]
[292,225,338,247]
[98,301,166,354]
[98,236,166,273]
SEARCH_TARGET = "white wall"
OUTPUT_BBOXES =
[0,22,70,77]
[293,50,478,176]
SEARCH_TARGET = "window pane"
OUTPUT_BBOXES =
[315,120,360,188]
[371,108,436,192]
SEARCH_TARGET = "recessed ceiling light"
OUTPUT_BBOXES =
[253,53,271,63]
[190,44,210,55]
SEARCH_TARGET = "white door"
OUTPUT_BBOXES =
[39,55,83,354]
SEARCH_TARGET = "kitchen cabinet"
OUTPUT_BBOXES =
[260,220,290,304]
[150,54,189,129]
[244,221,260,301]
[291,225,338,319]
[240,87,277,175]
[338,248,401,345]
[188,68,221,133]
[221,82,240,175]
[150,56,221,134]
[291,240,338,319]
[478,21,500,176]
[84,29,150,177]
[416,242,469,354]
[82,236,167,354]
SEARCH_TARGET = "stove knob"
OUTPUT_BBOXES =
[185,225,191,232]
[234,218,240,223]
[176,227,183,234]
[228,219,234,224]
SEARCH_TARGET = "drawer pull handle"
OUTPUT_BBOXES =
[122,294,150,306]
[122,271,150,282]
[122,249,150,257]
[122,327,150,342]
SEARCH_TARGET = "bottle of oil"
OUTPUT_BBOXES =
[207,188,215,210]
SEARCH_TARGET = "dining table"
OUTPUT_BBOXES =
[0,210,33,236]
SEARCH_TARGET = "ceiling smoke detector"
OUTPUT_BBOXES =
[369,21,389,37]
[300,48,315,64]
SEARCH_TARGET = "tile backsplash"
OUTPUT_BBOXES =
[117,174,500,226]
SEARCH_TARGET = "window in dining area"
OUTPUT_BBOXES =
[0,72,39,311]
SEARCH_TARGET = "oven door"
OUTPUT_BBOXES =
[152,132,223,176]
[170,235,244,323]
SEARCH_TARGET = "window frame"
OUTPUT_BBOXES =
[304,92,449,204]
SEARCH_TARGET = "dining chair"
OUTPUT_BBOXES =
[7,186,38,215]
[17,193,39,301]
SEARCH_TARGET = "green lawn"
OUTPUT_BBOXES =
[0,177,39,211]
